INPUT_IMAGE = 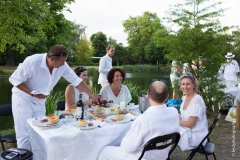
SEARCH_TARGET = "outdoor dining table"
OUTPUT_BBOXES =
[224,87,240,130]
[27,117,132,160]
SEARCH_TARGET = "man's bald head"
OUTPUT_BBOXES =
[148,81,168,103]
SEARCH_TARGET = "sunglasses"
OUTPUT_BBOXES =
[51,49,68,57]
[79,66,87,72]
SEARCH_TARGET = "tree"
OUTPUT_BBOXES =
[0,0,75,65]
[74,35,94,65]
[90,32,107,57]
[123,11,166,64]
[159,0,231,114]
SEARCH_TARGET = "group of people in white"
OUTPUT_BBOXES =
[8,44,217,159]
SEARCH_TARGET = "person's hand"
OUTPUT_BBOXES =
[32,94,48,99]
[91,95,100,104]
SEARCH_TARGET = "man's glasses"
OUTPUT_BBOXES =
[51,49,68,57]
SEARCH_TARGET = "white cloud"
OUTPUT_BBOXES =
[63,0,240,46]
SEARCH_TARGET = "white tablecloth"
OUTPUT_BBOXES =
[27,118,132,160]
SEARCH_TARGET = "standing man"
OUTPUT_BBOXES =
[219,52,239,88]
[98,45,115,88]
[9,45,100,150]
[98,81,180,160]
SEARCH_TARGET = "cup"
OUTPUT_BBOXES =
[105,108,110,115]
[120,101,126,111]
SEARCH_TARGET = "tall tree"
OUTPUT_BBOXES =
[159,0,231,114]
[123,11,166,64]
[0,0,75,65]
[90,32,107,57]
[74,35,94,65]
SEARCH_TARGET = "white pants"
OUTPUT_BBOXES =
[98,146,140,160]
[12,94,45,149]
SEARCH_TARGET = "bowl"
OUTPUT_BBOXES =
[66,109,73,115]
[78,120,88,127]
[48,116,59,124]
[115,114,124,121]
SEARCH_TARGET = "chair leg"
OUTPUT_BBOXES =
[1,141,5,151]
[212,152,217,160]
[204,153,209,160]
[187,151,197,160]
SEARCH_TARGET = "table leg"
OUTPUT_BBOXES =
[236,100,240,130]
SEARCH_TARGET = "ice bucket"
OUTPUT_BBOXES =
[138,95,150,113]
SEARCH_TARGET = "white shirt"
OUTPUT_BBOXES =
[121,105,180,160]
[100,84,132,105]
[180,94,208,149]
[98,54,112,84]
[220,60,239,82]
[65,84,89,110]
[9,53,81,103]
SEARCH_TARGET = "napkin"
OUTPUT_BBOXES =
[31,90,50,96]
[53,126,80,139]
[99,121,106,127]
[125,113,137,120]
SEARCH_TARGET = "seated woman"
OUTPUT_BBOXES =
[65,66,93,110]
[179,72,208,150]
[100,68,132,105]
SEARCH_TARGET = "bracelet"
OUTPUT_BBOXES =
[91,94,95,97]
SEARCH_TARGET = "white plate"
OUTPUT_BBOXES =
[105,115,132,124]
[126,105,139,110]
[71,121,100,130]
[32,119,61,127]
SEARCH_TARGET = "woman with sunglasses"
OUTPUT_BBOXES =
[65,66,93,111]
[100,68,132,105]
[179,73,208,150]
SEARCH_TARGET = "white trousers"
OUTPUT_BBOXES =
[12,94,45,149]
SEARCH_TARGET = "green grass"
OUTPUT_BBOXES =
[45,90,65,115]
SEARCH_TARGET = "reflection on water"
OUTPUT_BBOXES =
[0,71,171,130]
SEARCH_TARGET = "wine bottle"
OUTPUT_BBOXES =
[137,88,142,97]
[77,93,84,119]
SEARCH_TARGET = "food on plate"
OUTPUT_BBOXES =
[88,122,93,126]
[78,119,88,127]
[48,116,59,124]
[115,114,124,121]
[40,118,48,123]
[110,118,117,122]
[87,110,105,123]
[66,109,73,115]
[95,106,103,112]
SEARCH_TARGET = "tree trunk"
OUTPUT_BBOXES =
[5,47,15,66]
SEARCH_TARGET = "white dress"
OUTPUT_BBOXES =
[180,94,208,150]
[65,84,90,111]
[100,84,132,105]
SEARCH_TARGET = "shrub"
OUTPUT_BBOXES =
[45,90,64,115]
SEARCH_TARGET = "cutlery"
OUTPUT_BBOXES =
[98,125,101,128]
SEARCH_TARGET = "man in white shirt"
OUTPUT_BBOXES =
[9,45,100,150]
[98,45,115,87]
[218,52,239,88]
[98,81,180,160]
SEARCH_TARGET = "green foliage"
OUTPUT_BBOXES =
[1,129,15,136]
[87,68,98,74]
[45,90,65,115]
[123,11,167,64]
[90,32,107,57]
[159,0,230,114]
[121,65,158,72]
[123,80,147,104]
[74,35,94,65]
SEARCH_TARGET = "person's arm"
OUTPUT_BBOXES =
[65,85,77,109]
[17,83,47,99]
[180,116,198,128]
[77,81,100,102]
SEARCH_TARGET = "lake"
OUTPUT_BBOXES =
[0,71,171,130]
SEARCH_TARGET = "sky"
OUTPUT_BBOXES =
[63,0,240,46]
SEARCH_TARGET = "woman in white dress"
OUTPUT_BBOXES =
[100,68,132,105]
[179,72,208,150]
[65,66,93,110]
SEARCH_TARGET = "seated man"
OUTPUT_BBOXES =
[98,81,180,160]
